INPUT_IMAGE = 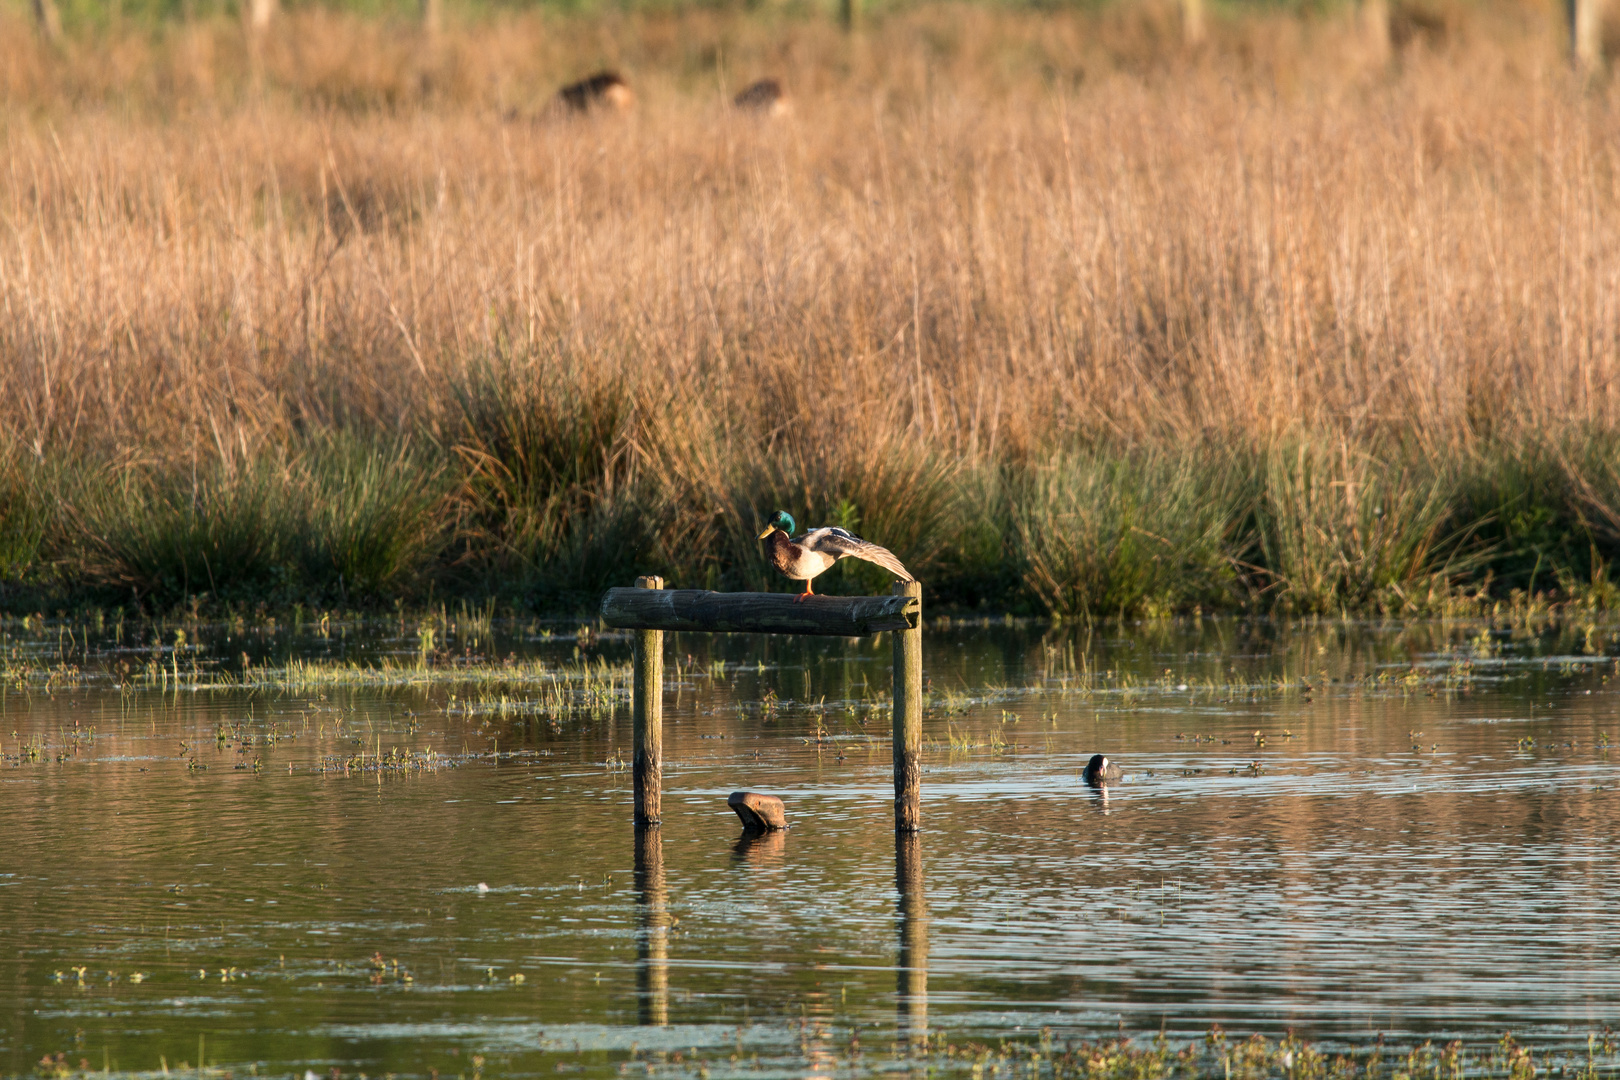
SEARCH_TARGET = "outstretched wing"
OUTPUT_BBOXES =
[797,526,914,582]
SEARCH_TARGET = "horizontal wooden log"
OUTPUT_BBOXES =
[600,588,919,636]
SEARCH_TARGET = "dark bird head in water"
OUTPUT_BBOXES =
[1083,754,1122,787]
[757,510,796,540]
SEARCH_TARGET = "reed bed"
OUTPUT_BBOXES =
[4,1,1620,616]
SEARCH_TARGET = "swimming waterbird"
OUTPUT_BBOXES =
[756,511,913,601]
[1083,754,1123,787]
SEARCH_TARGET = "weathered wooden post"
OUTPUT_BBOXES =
[31,0,62,41]
[892,580,922,832]
[1569,0,1608,71]
[1181,0,1205,44]
[1361,0,1391,63]
[632,575,664,827]
[248,0,275,32]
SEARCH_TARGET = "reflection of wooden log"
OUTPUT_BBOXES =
[632,576,664,827]
[731,826,787,866]
[633,827,669,1027]
[728,791,788,830]
[601,588,918,637]
[895,832,928,1039]
[892,580,923,832]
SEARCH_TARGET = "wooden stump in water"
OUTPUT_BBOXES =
[728,791,788,830]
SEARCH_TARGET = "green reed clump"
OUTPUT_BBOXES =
[1253,440,1475,615]
[297,433,455,597]
[1011,447,1251,620]
[928,465,1022,609]
[1443,438,1580,597]
[0,442,53,585]
[72,454,299,601]
[67,437,452,605]
[452,354,669,602]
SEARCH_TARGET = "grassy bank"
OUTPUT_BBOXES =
[3,1,1620,618]
[11,430,1620,618]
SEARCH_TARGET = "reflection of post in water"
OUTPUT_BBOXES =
[731,825,787,867]
[895,832,928,1043]
[633,826,669,1026]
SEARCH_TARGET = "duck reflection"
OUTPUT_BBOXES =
[1090,786,1111,814]
[895,832,928,1043]
[633,826,669,1026]
[731,825,787,867]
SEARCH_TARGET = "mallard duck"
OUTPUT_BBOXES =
[756,511,913,601]
[1082,754,1123,787]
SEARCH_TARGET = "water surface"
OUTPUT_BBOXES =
[3,614,1618,1076]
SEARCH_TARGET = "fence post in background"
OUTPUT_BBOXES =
[32,0,62,41]
[248,0,275,32]
[632,575,665,828]
[422,0,442,38]
[1569,0,1607,71]
[839,0,857,32]
[1362,0,1391,63]
[1181,0,1205,44]
[892,580,923,833]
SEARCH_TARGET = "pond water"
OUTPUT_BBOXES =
[2,612,1619,1078]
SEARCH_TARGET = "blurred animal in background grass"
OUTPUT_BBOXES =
[558,71,635,113]
[733,78,790,117]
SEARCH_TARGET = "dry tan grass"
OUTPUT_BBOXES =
[1,0,1617,474]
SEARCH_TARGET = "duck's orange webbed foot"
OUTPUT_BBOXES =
[793,583,814,603]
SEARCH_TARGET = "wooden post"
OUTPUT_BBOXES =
[248,0,275,32]
[1569,0,1607,71]
[839,0,857,31]
[421,0,442,38]
[633,826,669,1026]
[895,832,928,1041]
[1362,0,1391,64]
[632,575,664,827]
[892,580,922,832]
[1181,0,1205,44]
[31,0,62,41]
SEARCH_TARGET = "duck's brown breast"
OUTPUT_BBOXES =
[766,531,800,575]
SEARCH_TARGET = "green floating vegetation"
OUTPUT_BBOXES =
[19,1027,1620,1080]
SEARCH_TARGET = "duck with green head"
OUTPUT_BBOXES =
[756,511,914,601]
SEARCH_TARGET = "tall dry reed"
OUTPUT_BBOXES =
[3,1,1619,612]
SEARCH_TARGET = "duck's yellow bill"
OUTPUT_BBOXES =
[757,525,775,540]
